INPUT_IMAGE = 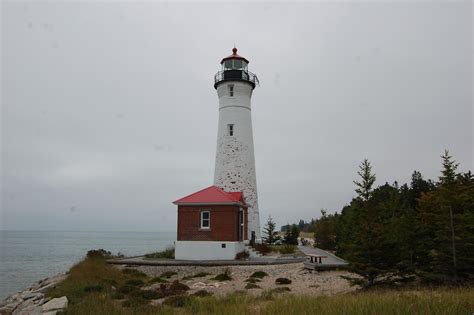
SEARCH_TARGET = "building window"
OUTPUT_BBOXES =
[201,210,210,229]
[228,84,234,96]
[227,124,234,136]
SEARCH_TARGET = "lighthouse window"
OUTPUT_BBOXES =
[224,60,233,69]
[228,84,234,96]
[201,210,210,229]
[227,124,234,136]
[233,59,243,69]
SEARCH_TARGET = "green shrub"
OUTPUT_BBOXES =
[121,268,146,277]
[162,295,189,308]
[160,271,177,279]
[212,268,232,281]
[148,277,168,284]
[250,271,268,279]
[137,290,160,300]
[245,283,261,289]
[182,272,212,280]
[117,285,138,294]
[125,279,144,286]
[235,250,250,260]
[145,246,175,259]
[83,284,104,293]
[252,243,271,255]
[275,278,292,285]
[86,249,113,259]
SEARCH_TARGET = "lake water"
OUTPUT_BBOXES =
[0,230,175,300]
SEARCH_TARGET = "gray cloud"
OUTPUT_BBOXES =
[1,1,472,231]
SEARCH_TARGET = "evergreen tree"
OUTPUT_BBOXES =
[417,151,474,283]
[313,210,338,250]
[353,159,376,201]
[340,162,413,287]
[283,225,300,245]
[262,215,280,245]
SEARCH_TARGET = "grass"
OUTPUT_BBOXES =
[144,246,175,259]
[47,253,474,315]
[269,245,298,254]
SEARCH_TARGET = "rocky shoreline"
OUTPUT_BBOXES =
[0,274,68,315]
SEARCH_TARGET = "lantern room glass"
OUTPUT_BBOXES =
[222,59,248,71]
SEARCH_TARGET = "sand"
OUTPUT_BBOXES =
[117,263,357,296]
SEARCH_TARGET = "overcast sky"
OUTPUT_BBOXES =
[1,1,472,232]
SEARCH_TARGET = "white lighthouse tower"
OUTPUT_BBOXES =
[213,48,261,241]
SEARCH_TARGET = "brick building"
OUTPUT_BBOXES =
[173,185,248,260]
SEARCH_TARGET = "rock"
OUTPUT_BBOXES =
[42,312,57,315]
[41,297,67,312]
[12,299,41,315]
[32,283,55,294]
[0,302,20,314]
[20,293,42,302]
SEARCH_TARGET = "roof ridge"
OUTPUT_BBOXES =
[213,186,235,202]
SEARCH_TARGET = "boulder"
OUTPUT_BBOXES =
[41,297,67,312]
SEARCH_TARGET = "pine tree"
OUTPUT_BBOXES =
[417,151,474,283]
[283,225,299,245]
[353,159,376,201]
[262,215,280,245]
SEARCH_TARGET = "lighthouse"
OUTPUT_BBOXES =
[213,48,261,241]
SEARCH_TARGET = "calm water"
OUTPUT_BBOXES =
[0,231,175,299]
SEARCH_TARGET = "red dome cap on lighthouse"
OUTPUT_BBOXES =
[220,47,249,64]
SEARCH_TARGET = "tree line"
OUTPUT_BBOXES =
[265,151,474,287]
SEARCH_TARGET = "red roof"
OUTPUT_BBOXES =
[220,47,249,64]
[173,185,245,206]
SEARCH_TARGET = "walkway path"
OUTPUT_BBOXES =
[298,246,348,266]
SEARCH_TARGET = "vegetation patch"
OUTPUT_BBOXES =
[212,268,232,281]
[250,271,268,279]
[121,268,146,277]
[148,277,168,284]
[245,283,261,289]
[83,284,104,293]
[275,278,292,285]
[130,289,161,300]
[182,272,211,281]
[125,279,144,286]
[160,271,178,279]
[122,296,149,307]
[162,295,190,308]
[269,287,291,293]
[245,278,261,284]
[235,250,250,260]
[144,246,175,259]
[270,245,297,254]
[110,292,124,300]
[192,290,213,297]
[117,285,138,294]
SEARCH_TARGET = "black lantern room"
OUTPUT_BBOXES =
[214,48,259,89]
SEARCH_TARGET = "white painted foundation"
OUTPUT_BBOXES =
[175,241,245,260]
